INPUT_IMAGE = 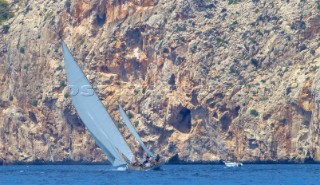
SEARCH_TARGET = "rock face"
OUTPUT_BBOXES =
[0,0,320,164]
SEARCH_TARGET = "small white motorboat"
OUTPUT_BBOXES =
[224,161,243,167]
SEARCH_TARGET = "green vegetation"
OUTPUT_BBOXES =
[189,45,197,53]
[2,24,9,33]
[32,99,38,106]
[134,120,139,127]
[250,58,259,68]
[233,59,240,63]
[229,66,240,75]
[65,0,71,11]
[249,37,257,44]
[169,5,176,13]
[43,97,49,103]
[0,0,14,24]
[24,6,32,14]
[217,38,228,46]
[60,80,66,88]
[256,30,263,36]
[9,95,13,101]
[250,109,259,117]
[157,40,163,50]
[64,93,69,98]
[117,123,123,129]
[175,23,187,32]
[44,11,53,21]
[142,87,146,94]
[226,82,233,88]
[19,47,25,54]
[56,65,63,71]
[260,96,268,101]
[299,44,307,51]
[317,2,320,10]
[80,39,85,45]
[127,111,133,119]
[228,0,238,5]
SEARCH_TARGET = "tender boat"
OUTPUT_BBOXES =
[224,161,243,167]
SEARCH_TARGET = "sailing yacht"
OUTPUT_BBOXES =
[62,40,162,170]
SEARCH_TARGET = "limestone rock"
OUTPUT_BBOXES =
[0,0,320,164]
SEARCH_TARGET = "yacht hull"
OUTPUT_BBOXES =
[127,163,164,171]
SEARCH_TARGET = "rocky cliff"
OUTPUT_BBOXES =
[0,0,320,164]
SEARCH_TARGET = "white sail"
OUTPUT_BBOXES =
[119,104,155,158]
[62,41,135,166]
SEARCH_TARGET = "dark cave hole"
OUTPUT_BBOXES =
[168,74,176,85]
[232,105,240,117]
[64,107,82,127]
[220,113,231,131]
[213,112,218,119]
[125,28,143,48]
[172,107,192,133]
[28,111,38,123]
[99,66,109,73]
[96,13,106,26]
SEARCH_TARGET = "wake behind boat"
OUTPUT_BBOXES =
[62,40,163,171]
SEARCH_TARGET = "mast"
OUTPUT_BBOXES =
[119,104,155,158]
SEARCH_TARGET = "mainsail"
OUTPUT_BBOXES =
[62,41,134,166]
[119,104,155,158]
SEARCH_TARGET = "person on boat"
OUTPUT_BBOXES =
[143,154,151,168]
[143,154,150,163]
[155,154,160,163]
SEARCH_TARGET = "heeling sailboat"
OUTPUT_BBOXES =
[62,40,161,170]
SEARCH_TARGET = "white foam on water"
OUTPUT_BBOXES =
[114,166,127,171]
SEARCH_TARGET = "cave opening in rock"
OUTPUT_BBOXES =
[172,107,192,133]
[28,111,38,123]
[64,107,82,127]
[232,105,240,117]
[96,13,106,26]
[168,74,175,85]
[125,28,143,48]
[99,65,109,73]
[220,113,231,131]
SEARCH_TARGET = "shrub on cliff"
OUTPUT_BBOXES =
[250,109,259,117]
[32,100,38,107]
[2,24,9,33]
[0,0,14,24]
[19,47,25,54]
[127,111,133,119]
[65,0,71,13]
[134,120,139,127]
[250,58,259,68]
[228,0,238,4]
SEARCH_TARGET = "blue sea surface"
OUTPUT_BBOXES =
[0,164,319,185]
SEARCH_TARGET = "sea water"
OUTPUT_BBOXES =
[0,164,319,185]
